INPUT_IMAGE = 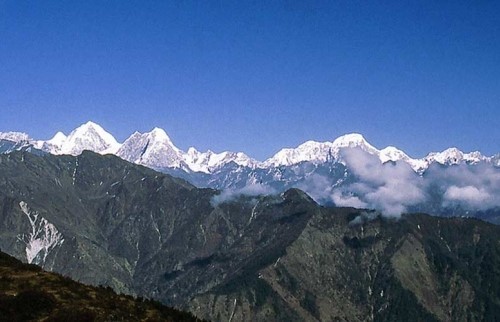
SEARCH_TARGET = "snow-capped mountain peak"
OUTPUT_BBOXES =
[426,147,463,165]
[379,146,410,163]
[378,146,429,172]
[425,147,487,166]
[149,127,173,143]
[116,127,184,170]
[332,133,367,147]
[47,132,67,146]
[332,133,380,156]
[56,121,120,155]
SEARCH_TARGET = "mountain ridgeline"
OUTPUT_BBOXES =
[1,121,499,223]
[0,151,500,321]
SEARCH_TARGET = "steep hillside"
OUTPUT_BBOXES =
[188,209,500,321]
[0,151,499,321]
[0,250,201,321]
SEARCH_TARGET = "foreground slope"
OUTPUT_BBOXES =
[0,151,499,321]
[0,250,201,321]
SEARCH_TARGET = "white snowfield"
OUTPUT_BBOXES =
[0,121,495,174]
[17,201,64,266]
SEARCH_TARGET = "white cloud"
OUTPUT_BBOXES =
[443,185,492,209]
[210,183,276,206]
[296,174,334,202]
[334,148,427,217]
[331,190,368,209]
[428,163,500,210]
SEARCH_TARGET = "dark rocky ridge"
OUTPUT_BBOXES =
[0,151,499,321]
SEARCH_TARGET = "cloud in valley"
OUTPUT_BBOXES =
[210,183,276,206]
[296,174,335,203]
[428,163,500,210]
[328,148,500,217]
[332,148,427,217]
[210,148,500,217]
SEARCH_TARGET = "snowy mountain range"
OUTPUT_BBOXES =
[0,121,495,174]
[1,121,499,219]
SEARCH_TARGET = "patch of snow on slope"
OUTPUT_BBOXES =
[18,201,64,266]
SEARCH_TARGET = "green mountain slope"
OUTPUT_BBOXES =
[0,151,499,321]
[0,250,201,321]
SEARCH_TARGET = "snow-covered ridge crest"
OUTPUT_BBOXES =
[0,132,30,142]
[185,148,259,173]
[425,147,488,166]
[116,127,259,173]
[17,201,64,266]
[263,133,379,167]
[0,122,496,173]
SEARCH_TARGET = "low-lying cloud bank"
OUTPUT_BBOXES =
[211,184,276,206]
[334,148,427,216]
[431,163,500,210]
[210,148,499,217]
[303,148,500,217]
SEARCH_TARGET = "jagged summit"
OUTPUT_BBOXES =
[116,127,184,170]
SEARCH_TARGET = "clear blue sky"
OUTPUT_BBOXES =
[1,0,499,159]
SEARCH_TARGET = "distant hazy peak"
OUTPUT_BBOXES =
[425,147,486,166]
[184,147,259,173]
[0,131,30,142]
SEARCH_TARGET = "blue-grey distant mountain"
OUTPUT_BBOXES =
[1,121,499,222]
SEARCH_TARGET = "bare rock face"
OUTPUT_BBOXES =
[0,151,499,321]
